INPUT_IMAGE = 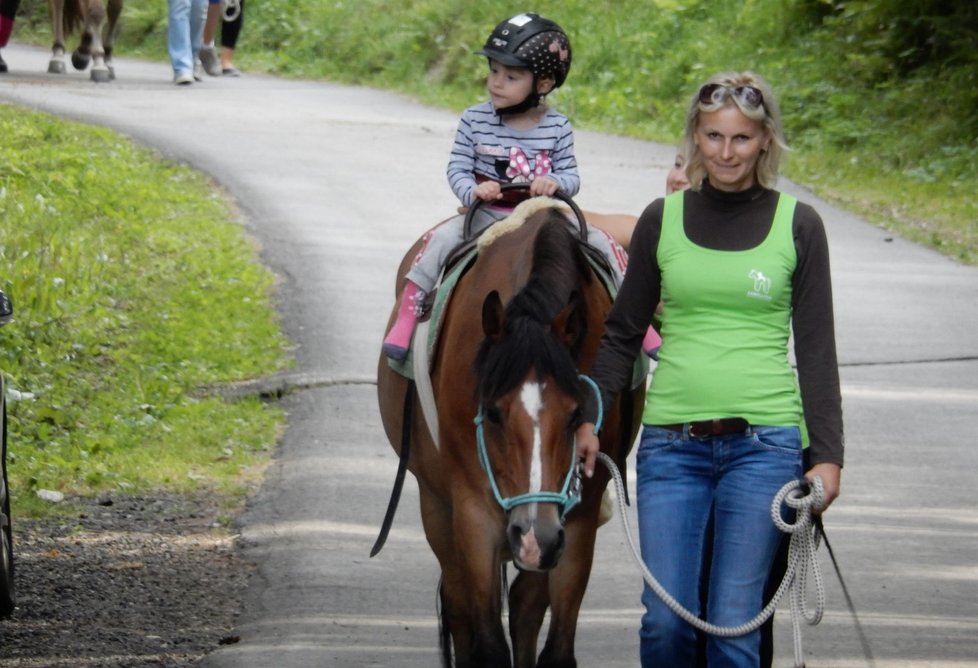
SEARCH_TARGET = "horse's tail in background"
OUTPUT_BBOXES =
[62,0,84,34]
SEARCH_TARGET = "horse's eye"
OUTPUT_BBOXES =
[485,406,502,425]
[569,406,583,428]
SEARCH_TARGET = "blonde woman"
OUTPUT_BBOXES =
[576,71,843,667]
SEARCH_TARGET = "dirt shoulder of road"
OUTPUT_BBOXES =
[0,492,248,667]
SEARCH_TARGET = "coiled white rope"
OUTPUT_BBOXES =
[597,452,825,668]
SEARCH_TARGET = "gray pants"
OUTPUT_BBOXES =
[405,207,627,293]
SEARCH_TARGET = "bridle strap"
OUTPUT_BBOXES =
[474,374,603,516]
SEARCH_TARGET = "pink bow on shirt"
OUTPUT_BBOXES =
[506,148,552,181]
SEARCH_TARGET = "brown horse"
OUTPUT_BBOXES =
[47,0,123,82]
[376,199,644,667]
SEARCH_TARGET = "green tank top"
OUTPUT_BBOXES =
[643,191,806,439]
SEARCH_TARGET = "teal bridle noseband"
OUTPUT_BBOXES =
[474,374,604,519]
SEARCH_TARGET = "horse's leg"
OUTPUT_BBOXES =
[70,0,93,71]
[74,0,113,82]
[419,486,513,668]
[509,570,550,668]
[101,0,122,79]
[47,0,67,74]
[535,487,608,668]
[451,501,511,667]
[417,485,469,667]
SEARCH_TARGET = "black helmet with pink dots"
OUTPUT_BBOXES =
[478,13,572,88]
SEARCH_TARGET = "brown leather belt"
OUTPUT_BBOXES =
[659,417,750,438]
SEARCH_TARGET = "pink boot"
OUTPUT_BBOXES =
[383,281,425,361]
[642,326,662,360]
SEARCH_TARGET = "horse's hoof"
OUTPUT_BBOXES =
[108,65,115,81]
[48,60,66,75]
[90,67,111,83]
[71,52,91,71]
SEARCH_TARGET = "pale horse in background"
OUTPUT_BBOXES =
[47,0,123,82]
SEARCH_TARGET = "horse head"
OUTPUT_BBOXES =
[473,217,592,572]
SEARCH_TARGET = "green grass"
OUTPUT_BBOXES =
[0,104,291,517]
[17,0,969,265]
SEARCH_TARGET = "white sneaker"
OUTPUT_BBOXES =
[199,46,221,76]
[193,61,204,81]
[174,71,194,85]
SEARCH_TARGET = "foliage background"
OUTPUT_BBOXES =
[14,1,978,262]
[62,0,976,264]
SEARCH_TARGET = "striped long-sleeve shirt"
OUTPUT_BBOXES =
[447,102,580,207]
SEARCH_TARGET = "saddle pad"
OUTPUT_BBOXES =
[386,248,478,379]
[386,247,648,390]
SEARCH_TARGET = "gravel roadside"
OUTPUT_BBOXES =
[0,493,249,667]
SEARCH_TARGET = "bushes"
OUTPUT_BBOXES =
[13,0,976,261]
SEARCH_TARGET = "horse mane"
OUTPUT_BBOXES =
[474,211,592,405]
[477,196,566,250]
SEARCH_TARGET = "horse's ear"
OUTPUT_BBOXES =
[482,290,506,343]
[552,290,586,351]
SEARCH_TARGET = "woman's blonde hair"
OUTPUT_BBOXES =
[681,71,788,190]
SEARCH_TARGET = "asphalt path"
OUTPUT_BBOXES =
[2,43,977,667]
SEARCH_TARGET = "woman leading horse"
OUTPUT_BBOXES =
[376,197,644,667]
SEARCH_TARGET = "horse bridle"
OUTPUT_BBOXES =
[474,374,604,520]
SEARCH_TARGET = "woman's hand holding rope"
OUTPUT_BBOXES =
[805,461,841,512]
[575,422,600,479]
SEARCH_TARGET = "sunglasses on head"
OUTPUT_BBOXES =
[698,83,764,110]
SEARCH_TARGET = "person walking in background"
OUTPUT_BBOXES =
[199,0,245,77]
[197,0,222,75]
[666,150,690,194]
[575,71,844,667]
[168,0,208,85]
[0,0,20,73]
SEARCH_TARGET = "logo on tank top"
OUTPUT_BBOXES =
[747,269,772,301]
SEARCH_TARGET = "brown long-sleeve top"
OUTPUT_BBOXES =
[586,181,844,467]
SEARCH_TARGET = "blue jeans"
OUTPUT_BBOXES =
[635,424,802,668]
[167,0,207,76]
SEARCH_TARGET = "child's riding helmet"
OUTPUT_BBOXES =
[479,13,572,114]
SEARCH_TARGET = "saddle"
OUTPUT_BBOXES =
[387,201,644,390]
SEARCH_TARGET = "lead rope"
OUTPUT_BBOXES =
[596,452,825,668]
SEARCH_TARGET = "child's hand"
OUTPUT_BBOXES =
[473,181,503,202]
[530,176,559,198]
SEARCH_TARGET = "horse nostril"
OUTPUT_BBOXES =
[508,521,526,547]
[538,526,566,570]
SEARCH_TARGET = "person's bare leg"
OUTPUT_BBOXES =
[203,2,220,45]
[220,46,236,71]
[219,0,243,75]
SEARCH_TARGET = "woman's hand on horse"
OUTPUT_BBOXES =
[575,423,600,478]
[530,176,559,198]
[805,462,841,513]
[474,181,503,202]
